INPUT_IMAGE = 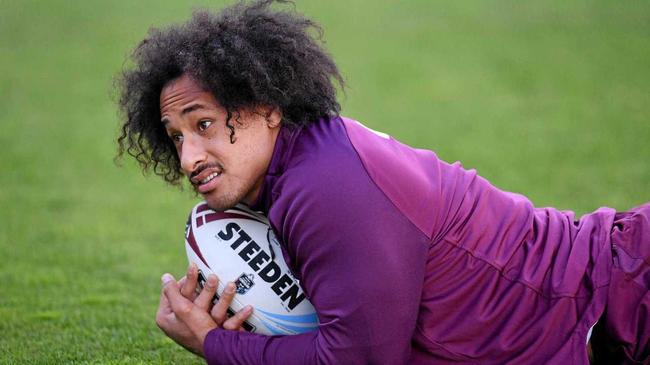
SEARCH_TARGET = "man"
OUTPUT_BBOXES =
[116,1,649,364]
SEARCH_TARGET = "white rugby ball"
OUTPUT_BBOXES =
[184,201,318,336]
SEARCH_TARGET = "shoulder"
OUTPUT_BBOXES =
[273,116,455,239]
[268,117,395,226]
[280,117,369,192]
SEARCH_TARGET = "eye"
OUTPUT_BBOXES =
[198,120,212,131]
[170,133,183,143]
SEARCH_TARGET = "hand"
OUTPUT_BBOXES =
[155,264,204,357]
[156,264,254,355]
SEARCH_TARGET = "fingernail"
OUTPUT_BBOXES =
[207,275,217,288]
[161,273,173,284]
[244,305,253,313]
[227,282,236,293]
[189,263,197,274]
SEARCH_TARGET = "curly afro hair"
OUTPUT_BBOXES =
[116,0,345,185]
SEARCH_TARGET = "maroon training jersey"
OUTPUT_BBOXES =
[203,117,617,364]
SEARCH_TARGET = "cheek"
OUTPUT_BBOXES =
[239,148,264,176]
[233,144,267,179]
[225,122,276,180]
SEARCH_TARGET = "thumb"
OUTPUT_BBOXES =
[162,273,176,286]
[161,273,193,318]
[158,284,172,313]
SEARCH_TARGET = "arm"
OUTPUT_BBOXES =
[204,162,429,364]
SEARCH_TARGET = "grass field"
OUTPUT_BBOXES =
[1,0,648,363]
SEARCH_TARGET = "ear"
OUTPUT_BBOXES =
[263,106,282,129]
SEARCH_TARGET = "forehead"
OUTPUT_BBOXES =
[160,75,217,116]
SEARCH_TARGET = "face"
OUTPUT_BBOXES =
[160,74,281,211]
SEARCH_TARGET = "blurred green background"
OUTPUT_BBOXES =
[1,0,648,363]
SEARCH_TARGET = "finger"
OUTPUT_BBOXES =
[177,276,188,293]
[195,274,219,311]
[180,275,199,300]
[211,282,237,325]
[223,305,253,331]
[178,276,198,301]
[162,273,193,318]
[180,263,199,299]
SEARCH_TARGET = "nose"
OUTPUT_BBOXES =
[179,134,207,174]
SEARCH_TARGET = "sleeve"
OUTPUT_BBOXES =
[203,156,429,364]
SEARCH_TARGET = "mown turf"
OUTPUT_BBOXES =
[0,0,648,363]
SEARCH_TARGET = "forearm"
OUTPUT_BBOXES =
[203,329,319,365]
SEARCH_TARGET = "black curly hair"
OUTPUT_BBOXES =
[116,0,344,185]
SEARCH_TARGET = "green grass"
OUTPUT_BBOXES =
[1,0,648,363]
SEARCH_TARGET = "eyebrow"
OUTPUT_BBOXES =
[182,103,207,115]
[161,103,208,125]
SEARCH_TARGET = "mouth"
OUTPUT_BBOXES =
[198,172,220,184]
[190,164,223,194]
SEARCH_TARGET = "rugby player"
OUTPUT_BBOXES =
[116,1,649,363]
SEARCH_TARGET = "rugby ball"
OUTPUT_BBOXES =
[184,201,318,336]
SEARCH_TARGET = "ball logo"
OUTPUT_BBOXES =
[235,273,255,294]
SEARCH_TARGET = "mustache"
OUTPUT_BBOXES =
[189,162,224,181]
